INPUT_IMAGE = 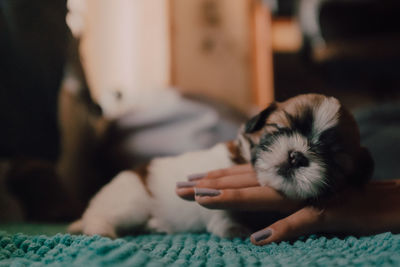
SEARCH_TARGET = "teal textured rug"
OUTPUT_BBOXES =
[1,231,400,266]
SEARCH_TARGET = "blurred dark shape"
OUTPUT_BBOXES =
[355,102,400,180]
[0,0,104,221]
[0,0,68,160]
[319,1,400,42]
[275,0,400,106]
[272,0,296,16]
[5,158,80,221]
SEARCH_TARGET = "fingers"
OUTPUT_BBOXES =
[367,180,400,191]
[196,172,260,189]
[195,186,301,212]
[175,173,259,201]
[175,187,196,201]
[176,164,300,212]
[176,164,257,201]
[204,164,253,180]
[251,207,324,246]
[176,163,300,216]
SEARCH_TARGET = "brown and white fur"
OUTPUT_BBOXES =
[69,94,373,238]
[68,142,246,238]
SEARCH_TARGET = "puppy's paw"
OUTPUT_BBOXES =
[82,220,118,239]
[146,217,171,233]
[208,219,249,238]
[68,219,83,234]
[221,225,251,239]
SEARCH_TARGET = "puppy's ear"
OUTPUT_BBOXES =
[349,146,374,186]
[245,103,277,133]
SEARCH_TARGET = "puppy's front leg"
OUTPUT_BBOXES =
[207,211,250,238]
[68,171,153,238]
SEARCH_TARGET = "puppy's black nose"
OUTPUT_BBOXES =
[288,151,309,168]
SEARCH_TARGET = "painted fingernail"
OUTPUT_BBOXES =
[194,188,221,197]
[188,173,207,181]
[251,228,272,243]
[176,181,197,188]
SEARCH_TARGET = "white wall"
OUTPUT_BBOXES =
[68,0,171,117]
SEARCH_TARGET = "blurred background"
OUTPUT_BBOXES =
[0,0,399,222]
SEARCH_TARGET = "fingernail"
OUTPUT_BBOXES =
[194,188,221,197]
[251,228,272,243]
[188,173,207,181]
[176,181,197,188]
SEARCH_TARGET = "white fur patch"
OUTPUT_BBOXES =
[237,132,252,162]
[66,0,86,37]
[312,97,340,142]
[146,143,235,234]
[79,171,153,237]
[255,133,327,199]
[71,143,247,237]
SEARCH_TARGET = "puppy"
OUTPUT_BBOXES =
[68,94,373,238]
[247,94,374,200]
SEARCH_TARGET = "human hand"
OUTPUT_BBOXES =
[250,180,400,245]
[176,164,301,213]
[176,164,400,245]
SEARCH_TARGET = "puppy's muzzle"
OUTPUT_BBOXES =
[277,151,310,179]
[288,151,309,169]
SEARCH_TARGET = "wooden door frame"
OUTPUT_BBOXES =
[168,0,274,112]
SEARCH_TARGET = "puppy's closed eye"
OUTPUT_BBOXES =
[265,123,282,129]
[244,103,277,134]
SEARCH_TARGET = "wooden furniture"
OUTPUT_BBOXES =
[169,0,274,113]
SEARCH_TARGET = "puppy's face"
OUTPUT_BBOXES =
[238,94,373,200]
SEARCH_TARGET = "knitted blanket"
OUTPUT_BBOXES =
[1,231,400,266]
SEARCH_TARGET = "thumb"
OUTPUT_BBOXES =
[250,207,324,246]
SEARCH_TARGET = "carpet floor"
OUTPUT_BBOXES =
[1,229,400,266]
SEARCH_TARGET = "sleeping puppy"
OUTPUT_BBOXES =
[68,94,373,238]
[247,94,374,200]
